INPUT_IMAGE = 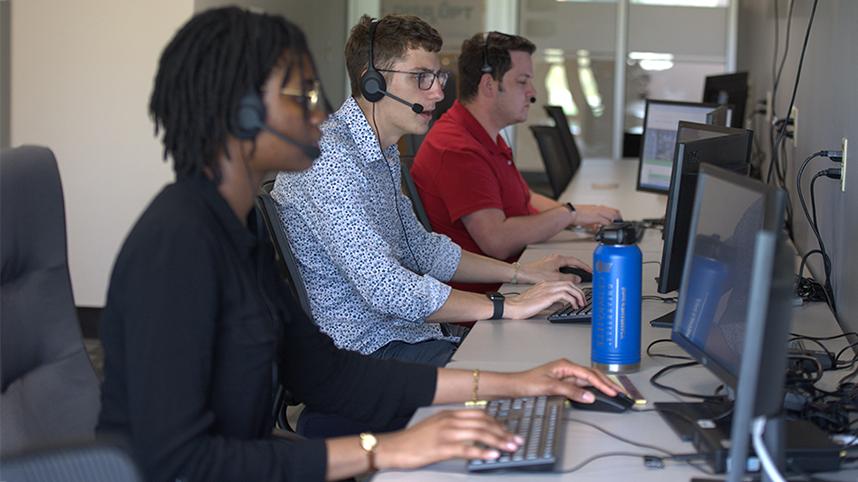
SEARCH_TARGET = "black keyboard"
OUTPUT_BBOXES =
[468,396,566,472]
[547,288,592,323]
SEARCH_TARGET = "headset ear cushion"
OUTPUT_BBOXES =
[360,70,386,103]
[233,92,266,139]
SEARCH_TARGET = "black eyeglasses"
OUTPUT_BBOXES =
[377,69,450,91]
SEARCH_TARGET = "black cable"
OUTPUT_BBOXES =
[797,249,823,278]
[564,417,674,456]
[835,343,858,369]
[649,361,726,401]
[773,0,796,98]
[806,171,842,297]
[810,170,824,228]
[790,332,858,342]
[796,151,836,314]
[371,103,424,274]
[767,0,819,185]
[771,0,780,110]
[789,335,835,359]
[646,339,692,361]
[559,451,658,474]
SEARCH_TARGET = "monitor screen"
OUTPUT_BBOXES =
[703,72,749,130]
[657,122,753,295]
[671,165,780,388]
[637,100,731,193]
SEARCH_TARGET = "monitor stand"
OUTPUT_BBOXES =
[649,309,675,328]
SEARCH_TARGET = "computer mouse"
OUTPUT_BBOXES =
[559,266,593,283]
[569,387,635,413]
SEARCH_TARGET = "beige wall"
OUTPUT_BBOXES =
[10,0,194,306]
[737,0,858,334]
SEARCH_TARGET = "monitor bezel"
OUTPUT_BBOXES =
[636,99,723,194]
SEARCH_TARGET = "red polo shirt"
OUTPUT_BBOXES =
[412,100,538,293]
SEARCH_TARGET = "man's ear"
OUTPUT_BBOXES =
[478,73,497,99]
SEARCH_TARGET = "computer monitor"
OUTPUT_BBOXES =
[657,122,752,296]
[703,72,749,129]
[671,164,786,390]
[656,165,790,473]
[637,99,731,193]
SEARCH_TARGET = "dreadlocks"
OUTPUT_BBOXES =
[149,6,313,180]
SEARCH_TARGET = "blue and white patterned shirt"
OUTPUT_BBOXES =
[272,97,462,354]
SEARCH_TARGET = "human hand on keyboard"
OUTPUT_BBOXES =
[373,409,523,469]
[507,358,622,404]
[517,253,591,284]
[505,281,587,319]
[568,204,622,227]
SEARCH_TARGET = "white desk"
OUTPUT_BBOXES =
[374,159,856,481]
[561,158,667,222]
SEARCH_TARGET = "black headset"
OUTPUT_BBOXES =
[360,20,386,103]
[233,91,267,139]
[481,31,495,75]
[231,90,321,159]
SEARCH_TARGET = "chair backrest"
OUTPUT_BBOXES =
[529,125,573,199]
[399,155,433,232]
[256,180,313,319]
[1,145,100,457]
[544,105,583,176]
[622,132,642,159]
[1,443,142,482]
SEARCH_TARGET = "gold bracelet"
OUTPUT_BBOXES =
[511,262,521,284]
[465,369,486,407]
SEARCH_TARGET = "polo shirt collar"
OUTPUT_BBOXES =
[451,100,513,159]
[183,174,258,257]
[338,96,399,165]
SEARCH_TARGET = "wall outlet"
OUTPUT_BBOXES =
[791,105,799,148]
[842,137,848,192]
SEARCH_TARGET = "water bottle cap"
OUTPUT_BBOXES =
[595,223,638,245]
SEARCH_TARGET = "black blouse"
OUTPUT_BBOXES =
[97,175,436,482]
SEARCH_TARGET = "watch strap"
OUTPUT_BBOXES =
[486,292,504,320]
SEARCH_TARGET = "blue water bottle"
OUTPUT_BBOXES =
[591,223,642,373]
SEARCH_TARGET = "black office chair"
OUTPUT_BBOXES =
[530,125,573,199]
[1,145,101,457]
[544,105,583,177]
[2,444,142,482]
[257,181,421,437]
[256,181,313,319]
[623,132,642,159]
[399,155,433,232]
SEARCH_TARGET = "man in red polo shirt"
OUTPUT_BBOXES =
[412,32,620,292]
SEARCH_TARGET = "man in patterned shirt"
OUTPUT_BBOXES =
[273,14,590,366]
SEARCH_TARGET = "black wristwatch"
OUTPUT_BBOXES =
[565,202,576,213]
[486,291,505,320]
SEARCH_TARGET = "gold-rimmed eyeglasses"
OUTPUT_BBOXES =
[280,80,324,112]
